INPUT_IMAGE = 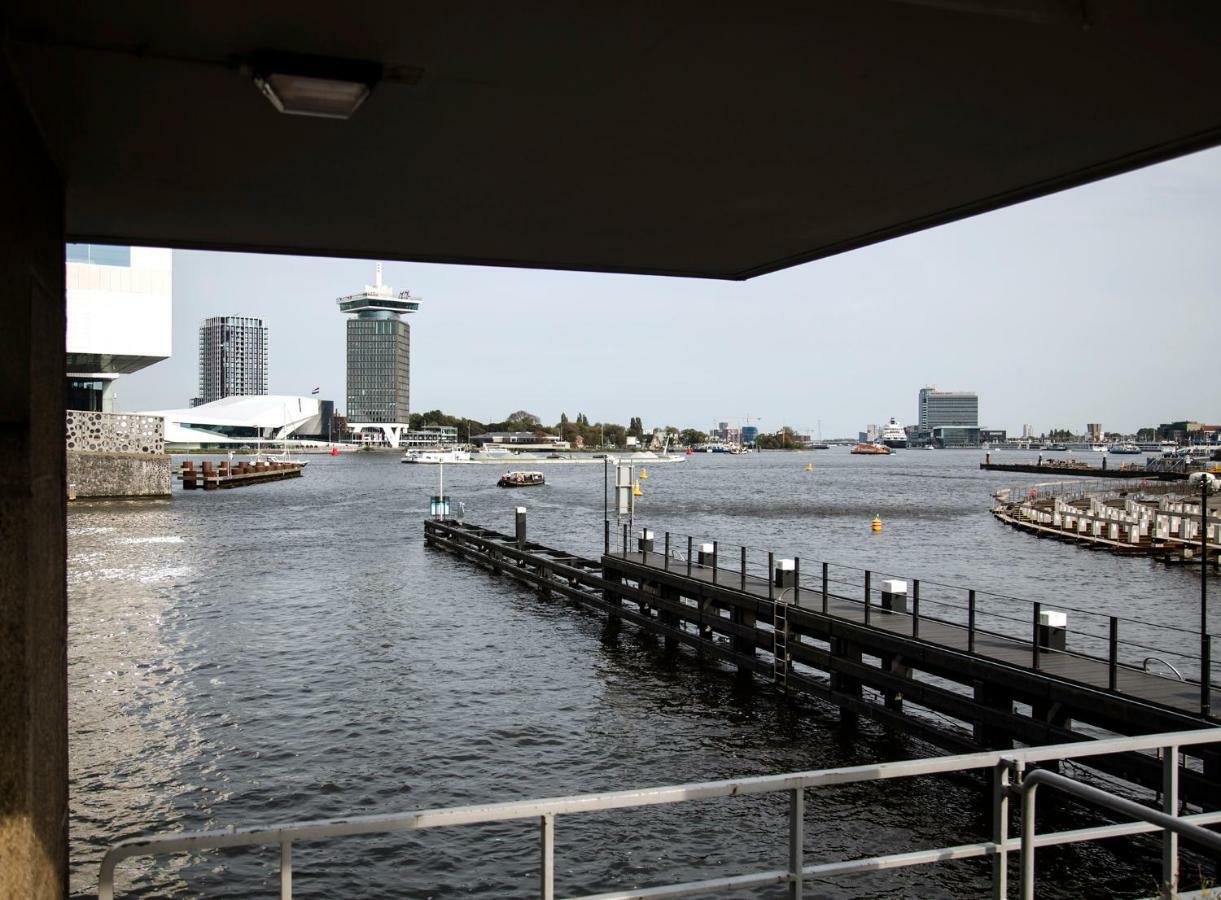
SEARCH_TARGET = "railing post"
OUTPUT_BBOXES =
[712,541,719,585]
[1162,744,1180,895]
[789,787,804,899]
[664,532,670,571]
[794,557,801,605]
[1108,617,1119,691]
[540,813,555,900]
[622,523,628,555]
[821,562,828,614]
[604,519,609,555]
[1032,602,1041,670]
[864,570,871,626]
[768,552,775,601]
[687,536,693,576]
[992,758,1020,900]
[1020,777,1038,900]
[912,578,920,639]
[280,837,292,900]
[968,590,976,653]
[1202,635,1212,718]
[741,546,747,591]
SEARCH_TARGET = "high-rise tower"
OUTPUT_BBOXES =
[339,264,420,431]
[197,315,268,405]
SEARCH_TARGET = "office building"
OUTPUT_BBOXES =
[66,244,172,411]
[1087,423,1103,442]
[197,315,268,405]
[918,388,979,429]
[339,264,421,444]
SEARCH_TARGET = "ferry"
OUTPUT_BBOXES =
[1108,443,1142,455]
[497,471,545,488]
[851,442,893,456]
[402,448,471,464]
[879,418,908,449]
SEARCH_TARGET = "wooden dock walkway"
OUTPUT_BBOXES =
[424,517,1221,806]
[179,458,305,490]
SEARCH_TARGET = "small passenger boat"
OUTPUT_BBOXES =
[850,442,893,456]
[497,471,545,488]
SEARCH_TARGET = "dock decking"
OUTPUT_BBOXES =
[425,517,1221,806]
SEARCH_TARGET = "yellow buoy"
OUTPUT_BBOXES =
[633,481,644,497]
[805,463,813,472]
[639,468,648,480]
[871,515,883,532]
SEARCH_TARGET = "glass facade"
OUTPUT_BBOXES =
[346,316,410,422]
[66,243,131,267]
[198,316,269,404]
[918,389,979,429]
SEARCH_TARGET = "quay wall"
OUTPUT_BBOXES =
[66,410,170,499]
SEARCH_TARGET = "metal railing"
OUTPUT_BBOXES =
[99,728,1221,899]
[610,526,1213,710]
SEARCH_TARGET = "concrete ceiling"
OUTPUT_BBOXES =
[5,1,1221,279]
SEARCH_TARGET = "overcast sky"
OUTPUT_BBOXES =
[116,146,1221,437]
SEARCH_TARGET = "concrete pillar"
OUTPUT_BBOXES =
[637,529,654,552]
[0,60,68,899]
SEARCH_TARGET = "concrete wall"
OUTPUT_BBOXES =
[67,454,171,499]
[0,56,68,899]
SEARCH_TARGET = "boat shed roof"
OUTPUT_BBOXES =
[5,1,1221,279]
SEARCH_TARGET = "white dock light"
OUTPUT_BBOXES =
[251,51,383,119]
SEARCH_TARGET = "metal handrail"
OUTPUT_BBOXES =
[99,727,1221,900]
[1144,656,1186,681]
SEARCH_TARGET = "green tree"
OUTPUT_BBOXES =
[679,428,708,446]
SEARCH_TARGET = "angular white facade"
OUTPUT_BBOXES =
[66,245,173,411]
[142,395,331,448]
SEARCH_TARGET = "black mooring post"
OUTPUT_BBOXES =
[968,590,976,653]
[1032,602,1042,670]
[741,547,747,591]
[1108,617,1119,691]
[912,578,920,639]
[768,552,775,601]
[1203,635,1212,718]
[822,562,829,614]
[864,570,871,626]
[687,536,693,576]
[712,541,718,586]
[515,507,527,548]
[604,519,610,555]
[664,532,670,572]
[794,557,801,605]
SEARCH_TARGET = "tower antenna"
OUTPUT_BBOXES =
[375,262,383,288]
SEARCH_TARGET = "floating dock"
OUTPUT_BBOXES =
[179,459,304,490]
[980,461,1185,480]
[426,515,1221,806]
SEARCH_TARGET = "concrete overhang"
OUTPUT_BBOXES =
[4,1,1221,279]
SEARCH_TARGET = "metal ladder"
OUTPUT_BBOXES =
[772,595,790,690]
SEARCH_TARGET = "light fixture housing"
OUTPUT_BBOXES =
[250,51,383,120]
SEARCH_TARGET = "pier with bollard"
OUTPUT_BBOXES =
[179,458,305,490]
[424,511,1221,808]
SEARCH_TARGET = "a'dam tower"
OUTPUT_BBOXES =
[338,263,422,446]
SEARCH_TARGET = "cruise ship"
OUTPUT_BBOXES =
[879,418,908,449]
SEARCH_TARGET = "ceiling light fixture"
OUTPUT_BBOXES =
[250,50,383,120]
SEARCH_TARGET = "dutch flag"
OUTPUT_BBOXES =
[310,387,320,395]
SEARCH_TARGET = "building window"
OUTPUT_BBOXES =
[65,244,132,267]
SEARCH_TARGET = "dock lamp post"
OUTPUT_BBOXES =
[1189,471,1218,716]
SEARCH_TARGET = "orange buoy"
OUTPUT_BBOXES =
[331,447,339,456]
[871,515,883,532]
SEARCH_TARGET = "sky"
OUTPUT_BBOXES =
[116,146,1221,437]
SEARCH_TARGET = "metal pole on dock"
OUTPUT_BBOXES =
[741,547,747,591]
[712,541,718,585]
[1201,475,1209,713]
[1109,617,1119,691]
[912,579,920,638]
[968,590,976,653]
[1032,602,1041,670]
[864,571,871,625]
[603,457,608,552]
[664,532,670,571]
[821,562,828,614]
[687,536,693,576]
[768,552,774,601]
[794,557,800,605]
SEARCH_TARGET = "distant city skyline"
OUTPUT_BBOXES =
[114,145,1221,436]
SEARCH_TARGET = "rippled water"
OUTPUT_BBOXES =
[68,449,1214,897]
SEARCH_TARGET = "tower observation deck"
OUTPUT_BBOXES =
[338,263,422,445]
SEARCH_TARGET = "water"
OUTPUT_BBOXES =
[68,449,1214,897]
